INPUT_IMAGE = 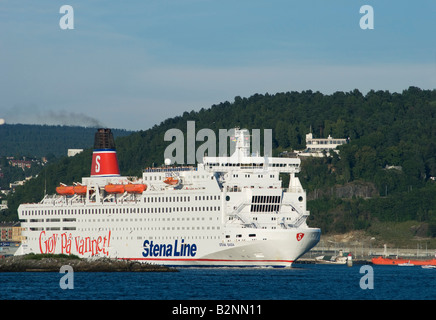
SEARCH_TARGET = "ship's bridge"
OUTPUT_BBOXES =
[202,156,300,174]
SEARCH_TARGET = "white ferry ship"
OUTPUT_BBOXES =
[16,128,321,267]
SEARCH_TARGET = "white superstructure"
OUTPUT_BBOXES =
[16,128,320,267]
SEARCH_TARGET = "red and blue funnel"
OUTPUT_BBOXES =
[90,128,120,177]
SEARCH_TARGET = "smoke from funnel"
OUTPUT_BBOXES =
[5,105,105,128]
[41,110,105,127]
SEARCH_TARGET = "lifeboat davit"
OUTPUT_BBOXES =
[163,177,179,185]
[124,183,147,194]
[56,185,75,196]
[104,184,125,194]
[73,185,87,195]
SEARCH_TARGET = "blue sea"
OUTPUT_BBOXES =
[1,264,435,301]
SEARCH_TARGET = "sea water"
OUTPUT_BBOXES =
[1,264,435,300]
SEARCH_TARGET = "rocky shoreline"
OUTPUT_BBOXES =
[0,254,177,272]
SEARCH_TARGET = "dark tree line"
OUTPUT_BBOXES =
[0,124,131,158]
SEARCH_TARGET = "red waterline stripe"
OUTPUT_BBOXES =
[120,257,294,263]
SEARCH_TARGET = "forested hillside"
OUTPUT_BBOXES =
[3,87,436,240]
[0,124,132,157]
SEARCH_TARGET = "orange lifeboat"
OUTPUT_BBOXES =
[124,183,147,194]
[56,185,75,196]
[73,185,87,195]
[104,184,125,194]
[163,177,179,185]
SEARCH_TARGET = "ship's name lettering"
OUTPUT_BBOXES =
[142,239,197,257]
[220,242,234,247]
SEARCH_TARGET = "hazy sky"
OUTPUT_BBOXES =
[1,1,435,131]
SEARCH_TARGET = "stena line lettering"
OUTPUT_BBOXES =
[142,239,197,258]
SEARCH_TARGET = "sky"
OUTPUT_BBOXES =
[0,0,435,131]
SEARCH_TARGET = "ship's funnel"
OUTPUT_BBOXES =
[90,128,120,177]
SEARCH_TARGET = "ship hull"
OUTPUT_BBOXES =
[16,226,320,268]
[128,227,321,267]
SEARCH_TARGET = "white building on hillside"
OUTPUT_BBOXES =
[297,133,348,157]
[68,149,83,157]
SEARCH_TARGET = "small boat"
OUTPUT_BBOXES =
[73,185,87,195]
[422,265,436,269]
[398,261,414,267]
[124,183,147,194]
[163,177,179,185]
[315,255,347,264]
[56,185,75,196]
[104,184,125,194]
